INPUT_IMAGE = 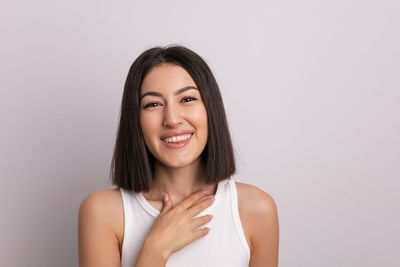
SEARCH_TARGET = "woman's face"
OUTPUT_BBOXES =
[139,63,208,168]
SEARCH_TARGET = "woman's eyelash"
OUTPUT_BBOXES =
[182,96,197,103]
[143,96,197,109]
[143,102,159,108]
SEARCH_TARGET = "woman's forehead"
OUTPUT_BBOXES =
[141,64,197,94]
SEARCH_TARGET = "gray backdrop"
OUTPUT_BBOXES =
[1,0,399,266]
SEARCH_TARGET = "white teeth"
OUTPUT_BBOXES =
[162,133,192,143]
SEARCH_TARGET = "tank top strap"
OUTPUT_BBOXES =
[227,179,251,259]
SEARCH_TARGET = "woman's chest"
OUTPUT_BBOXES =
[115,185,253,255]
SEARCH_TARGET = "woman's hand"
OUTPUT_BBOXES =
[144,189,215,259]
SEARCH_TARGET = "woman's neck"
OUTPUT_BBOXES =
[142,160,217,206]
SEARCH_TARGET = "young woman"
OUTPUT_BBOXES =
[78,45,279,267]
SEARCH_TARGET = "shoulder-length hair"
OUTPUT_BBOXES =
[110,44,236,192]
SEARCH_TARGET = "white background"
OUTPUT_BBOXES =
[1,0,399,266]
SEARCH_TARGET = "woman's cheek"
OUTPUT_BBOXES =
[190,104,207,122]
[189,104,208,142]
[140,114,155,141]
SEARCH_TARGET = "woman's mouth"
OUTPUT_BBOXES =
[161,133,193,148]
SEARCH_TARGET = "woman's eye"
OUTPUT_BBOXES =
[182,96,197,103]
[144,102,160,109]
[144,97,197,109]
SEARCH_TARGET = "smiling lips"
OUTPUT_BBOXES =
[160,130,194,139]
[161,133,193,148]
[162,133,192,143]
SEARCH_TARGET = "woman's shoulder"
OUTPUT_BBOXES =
[79,188,123,219]
[79,188,124,252]
[234,181,276,209]
[234,181,278,249]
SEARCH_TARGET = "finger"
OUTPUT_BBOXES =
[192,194,214,205]
[190,227,211,242]
[175,189,207,211]
[192,214,213,229]
[187,196,215,217]
[160,192,172,216]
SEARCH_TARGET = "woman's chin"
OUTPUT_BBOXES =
[164,160,193,169]
[155,156,198,169]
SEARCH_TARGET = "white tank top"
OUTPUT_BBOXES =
[119,178,251,267]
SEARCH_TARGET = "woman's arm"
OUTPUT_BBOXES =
[134,238,168,267]
[241,185,279,267]
[78,190,122,267]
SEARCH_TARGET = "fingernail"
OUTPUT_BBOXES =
[164,193,168,202]
[202,189,207,194]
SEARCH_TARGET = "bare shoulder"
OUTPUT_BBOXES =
[78,188,124,265]
[79,188,122,209]
[235,182,278,247]
[235,182,277,216]
[79,188,124,244]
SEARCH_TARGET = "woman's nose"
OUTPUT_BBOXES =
[162,104,183,127]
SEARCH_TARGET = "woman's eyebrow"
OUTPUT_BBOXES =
[140,86,198,101]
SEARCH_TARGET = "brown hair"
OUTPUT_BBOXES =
[109,44,237,192]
